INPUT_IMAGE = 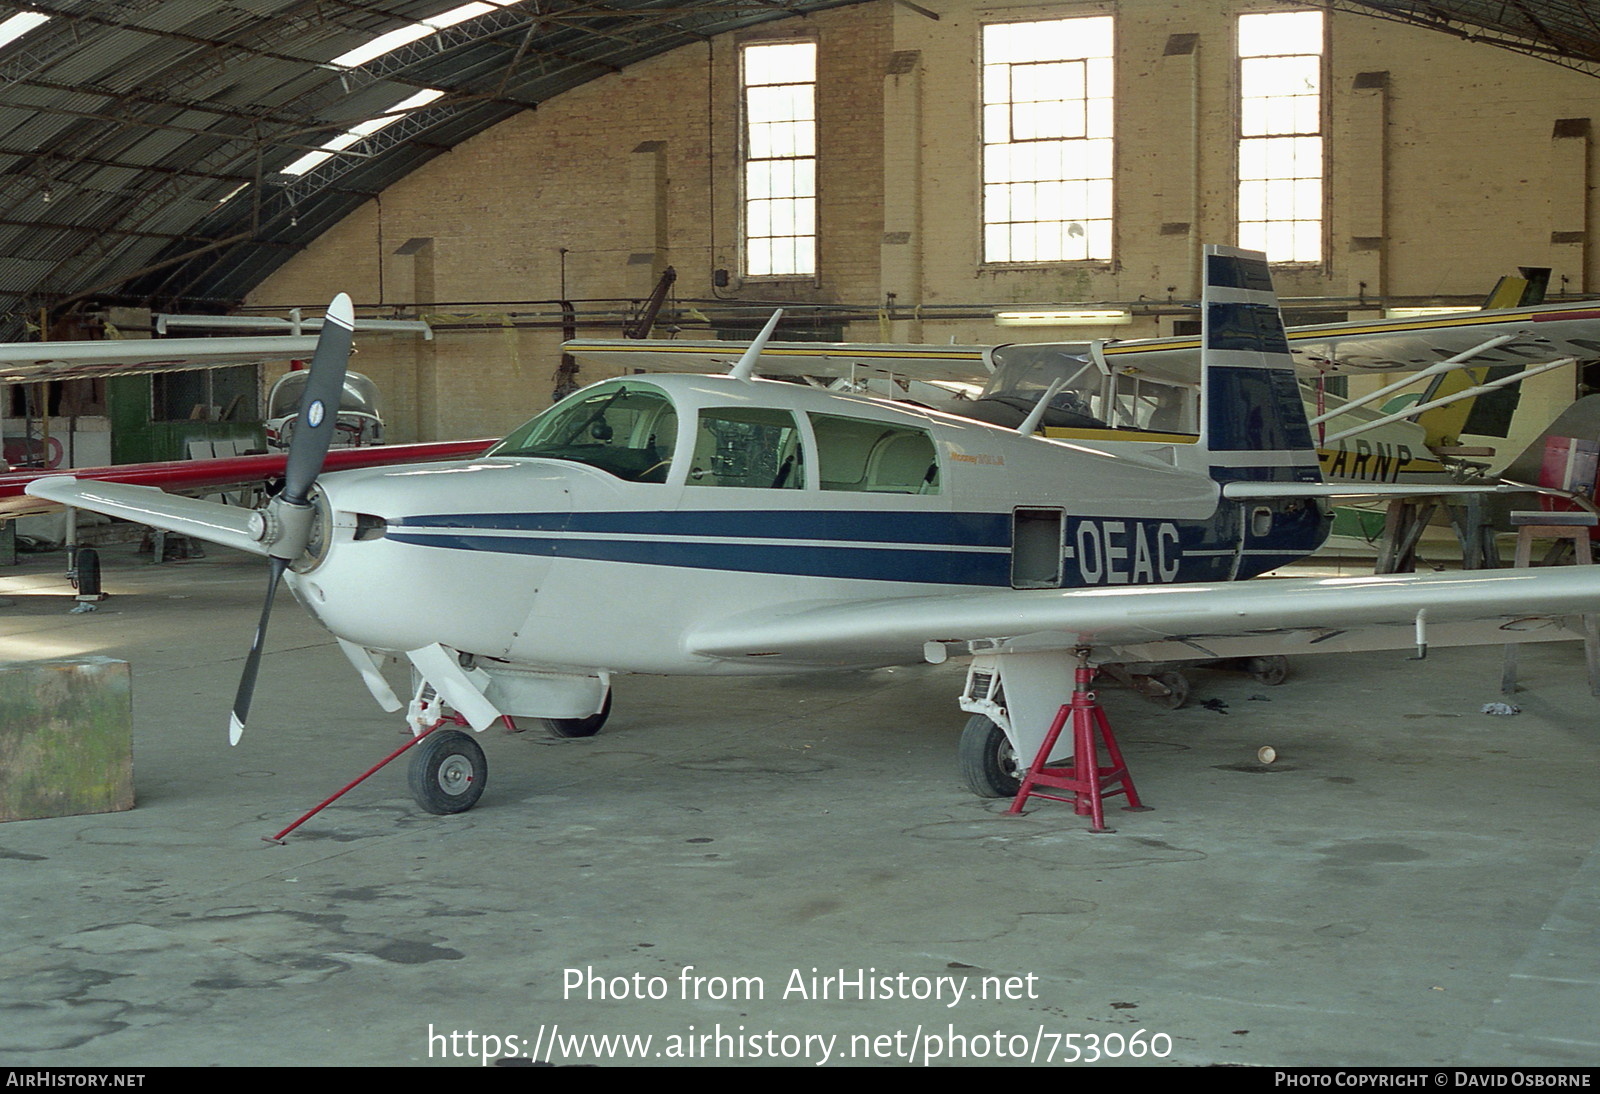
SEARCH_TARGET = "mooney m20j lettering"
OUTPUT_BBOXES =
[28,248,1600,815]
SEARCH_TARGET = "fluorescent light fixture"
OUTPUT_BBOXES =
[0,10,49,50]
[1384,306,1482,319]
[994,309,1132,326]
[282,88,445,176]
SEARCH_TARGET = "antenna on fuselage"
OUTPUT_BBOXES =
[728,309,784,382]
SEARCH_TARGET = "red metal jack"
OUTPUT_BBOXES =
[1008,649,1149,832]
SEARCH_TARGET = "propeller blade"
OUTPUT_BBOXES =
[281,292,355,506]
[231,292,353,743]
[230,557,287,745]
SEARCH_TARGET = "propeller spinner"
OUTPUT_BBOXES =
[228,293,356,745]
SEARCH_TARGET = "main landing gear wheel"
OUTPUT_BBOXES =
[408,729,487,814]
[542,690,612,739]
[1245,656,1290,686]
[1146,670,1190,710]
[958,714,1023,799]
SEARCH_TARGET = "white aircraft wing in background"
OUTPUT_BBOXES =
[564,337,994,385]
[0,334,322,384]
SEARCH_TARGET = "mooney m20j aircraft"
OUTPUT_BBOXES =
[27,247,1600,817]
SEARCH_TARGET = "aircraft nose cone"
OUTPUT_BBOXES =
[284,457,581,656]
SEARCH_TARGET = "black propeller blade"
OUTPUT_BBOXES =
[228,293,355,745]
[230,557,287,746]
[280,298,356,510]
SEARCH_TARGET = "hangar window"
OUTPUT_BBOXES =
[742,41,817,279]
[981,16,1114,264]
[490,381,677,483]
[1237,11,1324,263]
[809,414,940,494]
[689,407,805,488]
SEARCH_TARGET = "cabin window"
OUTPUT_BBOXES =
[809,414,940,494]
[981,15,1114,264]
[689,407,805,488]
[489,381,677,483]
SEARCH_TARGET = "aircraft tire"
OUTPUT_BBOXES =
[542,690,612,739]
[409,729,487,815]
[1148,670,1190,709]
[958,714,1022,799]
[1245,656,1290,686]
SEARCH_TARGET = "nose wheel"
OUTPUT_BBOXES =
[408,729,487,814]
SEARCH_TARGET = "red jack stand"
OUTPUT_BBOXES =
[1008,649,1150,832]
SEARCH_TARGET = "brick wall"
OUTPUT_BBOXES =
[249,0,1600,441]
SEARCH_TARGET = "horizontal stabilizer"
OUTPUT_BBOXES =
[25,477,268,556]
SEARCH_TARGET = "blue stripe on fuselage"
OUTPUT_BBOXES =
[386,531,1013,585]
[394,509,1013,547]
[381,506,1324,586]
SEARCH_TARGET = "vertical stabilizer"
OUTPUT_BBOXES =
[1199,245,1321,484]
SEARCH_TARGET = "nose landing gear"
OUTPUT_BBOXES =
[408,728,488,815]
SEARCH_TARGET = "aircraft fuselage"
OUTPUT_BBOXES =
[286,374,1329,676]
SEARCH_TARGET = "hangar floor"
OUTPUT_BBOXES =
[0,543,1597,1068]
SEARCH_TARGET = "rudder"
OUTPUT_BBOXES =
[1199,244,1322,485]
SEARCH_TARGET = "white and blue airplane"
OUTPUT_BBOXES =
[26,246,1600,815]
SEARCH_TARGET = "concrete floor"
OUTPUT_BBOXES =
[1,542,1597,1068]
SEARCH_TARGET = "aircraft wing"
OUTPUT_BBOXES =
[0,334,324,384]
[0,314,440,384]
[568,300,1600,386]
[1098,300,1600,377]
[688,567,1600,669]
[563,338,993,384]
[0,438,495,520]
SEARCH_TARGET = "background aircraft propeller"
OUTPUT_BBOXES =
[228,293,355,745]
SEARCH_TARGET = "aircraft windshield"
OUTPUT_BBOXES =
[268,370,382,419]
[984,344,1196,434]
[490,381,678,483]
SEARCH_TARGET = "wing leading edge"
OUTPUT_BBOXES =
[687,567,1600,669]
[5,438,494,520]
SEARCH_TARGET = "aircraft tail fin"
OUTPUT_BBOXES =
[1481,266,1552,310]
[1198,245,1321,484]
[1407,267,1554,446]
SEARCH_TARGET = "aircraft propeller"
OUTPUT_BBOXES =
[228,293,356,745]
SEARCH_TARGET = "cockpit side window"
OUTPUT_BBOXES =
[489,382,677,483]
[808,413,940,494]
[688,407,805,489]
